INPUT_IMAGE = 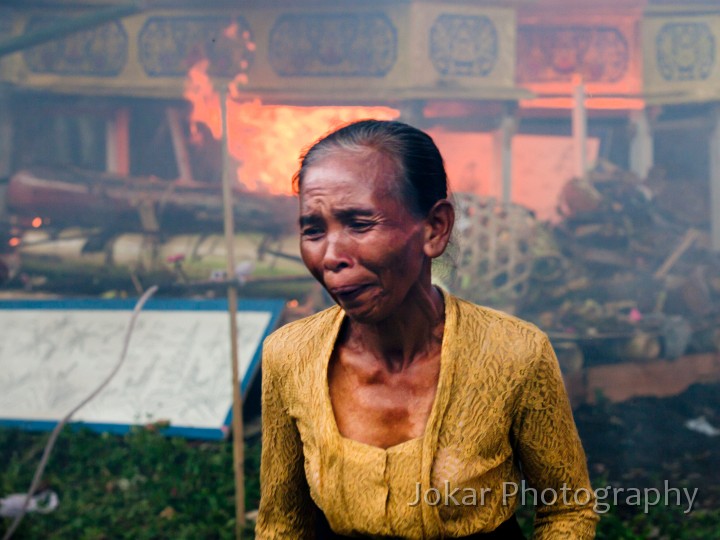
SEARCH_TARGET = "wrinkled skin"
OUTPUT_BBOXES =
[299,148,454,449]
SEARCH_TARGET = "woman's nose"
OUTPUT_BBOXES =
[323,232,352,272]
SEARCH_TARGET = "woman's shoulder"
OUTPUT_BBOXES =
[450,295,547,340]
[448,292,549,357]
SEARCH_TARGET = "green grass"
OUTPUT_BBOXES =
[0,426,258,539]
[2,426,718,539]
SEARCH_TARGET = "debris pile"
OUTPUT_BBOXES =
[451,164,720,371]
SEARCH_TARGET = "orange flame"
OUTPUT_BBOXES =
[184,61,399,194]
[224,99,400,193]
[185,60,222,142]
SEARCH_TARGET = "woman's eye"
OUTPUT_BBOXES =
[301,227,323,238]
[349,221,373,231]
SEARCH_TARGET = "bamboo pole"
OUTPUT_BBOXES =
[710,106,720,252]
[218,88,245,538]
[572,74,588,182]
[499,111,515,204]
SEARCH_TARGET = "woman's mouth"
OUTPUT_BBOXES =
[330,284,371,301]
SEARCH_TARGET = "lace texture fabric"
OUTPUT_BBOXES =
[255,289,599,539]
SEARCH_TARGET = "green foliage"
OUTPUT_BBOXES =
[2,425,718,539]
[594,503,720,539]
[0,426,260,539]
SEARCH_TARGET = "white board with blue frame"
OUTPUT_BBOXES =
[0,298,284,440]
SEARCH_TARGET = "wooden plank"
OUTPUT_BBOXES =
[584,353,720,403]
[629,108,653,179]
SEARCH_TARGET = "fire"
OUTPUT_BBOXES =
[223,100,399,193]
[184,62,399,194]
[185,60,222,141]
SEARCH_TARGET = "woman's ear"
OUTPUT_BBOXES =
[423,199,455,259]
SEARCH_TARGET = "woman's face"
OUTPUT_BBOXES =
[298,149,429,323]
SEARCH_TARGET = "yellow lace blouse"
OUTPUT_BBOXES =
[255,290,598,539]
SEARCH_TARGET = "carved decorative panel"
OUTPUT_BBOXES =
[656,22,715,81]
[517,25,629,83]
[139,16,254,78]
[430,14,498,77]
[268,13,397,77]
[23,16,127,77]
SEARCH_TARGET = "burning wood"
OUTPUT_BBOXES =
[183,59,399,195]
[7,166,298,236]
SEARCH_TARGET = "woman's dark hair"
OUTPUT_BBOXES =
[293,119,448,218]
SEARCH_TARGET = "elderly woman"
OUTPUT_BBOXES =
[255,120,598,539]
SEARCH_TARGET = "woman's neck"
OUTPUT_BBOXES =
[343,283,445,373]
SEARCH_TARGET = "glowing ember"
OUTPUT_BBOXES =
[184,62,398,194]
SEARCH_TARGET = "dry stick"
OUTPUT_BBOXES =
[2,285,159,540]
[218,88,245,539]
[654,228,700,280]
